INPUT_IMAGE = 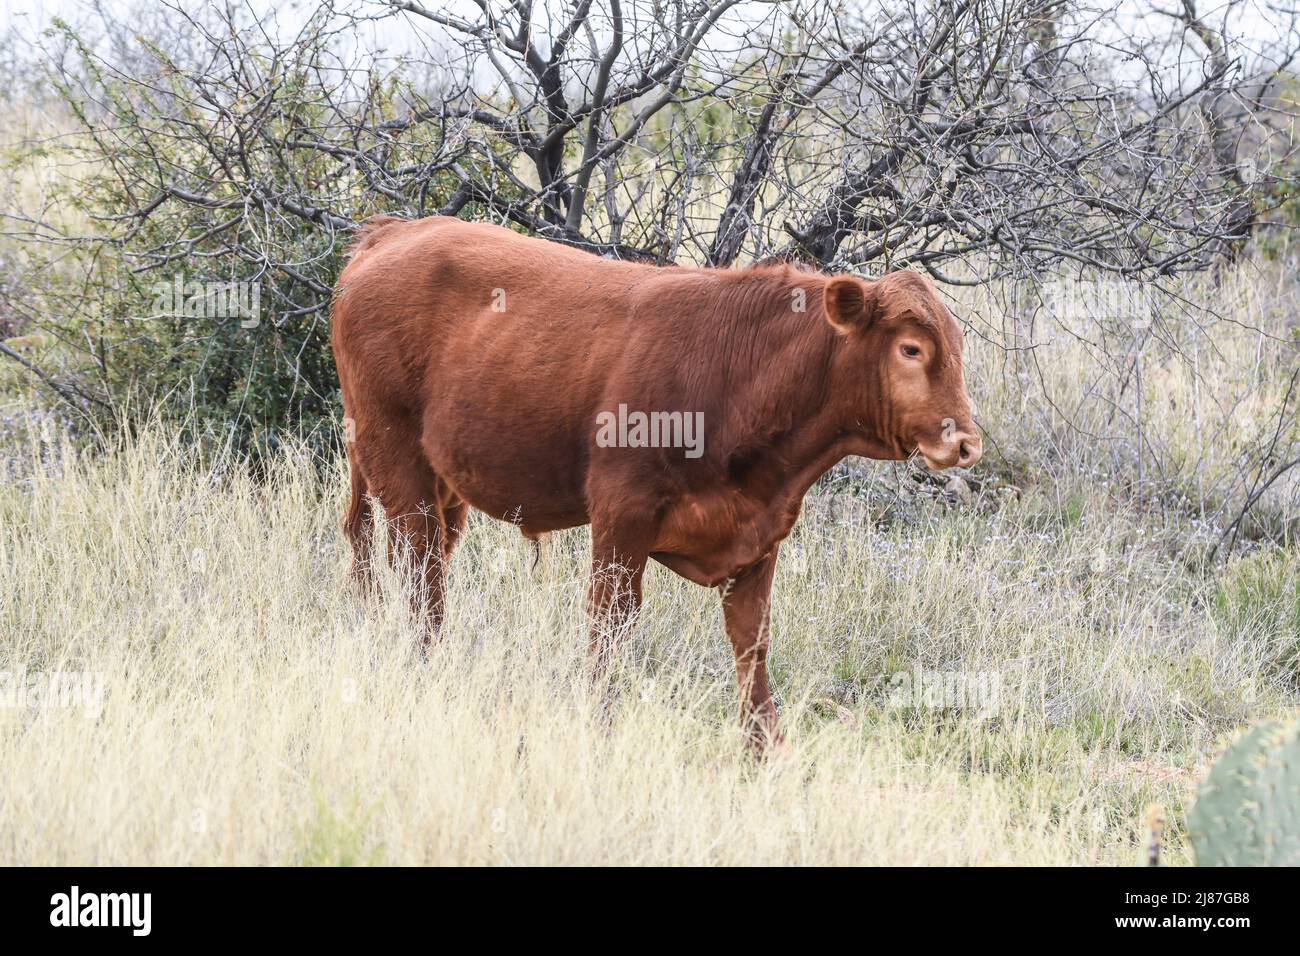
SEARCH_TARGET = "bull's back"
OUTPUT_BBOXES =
[332,217,655,528]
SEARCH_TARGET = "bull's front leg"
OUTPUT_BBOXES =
[720,547,782,752]
[586,521,648,688]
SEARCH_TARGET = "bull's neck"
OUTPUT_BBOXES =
[711,274,878,503]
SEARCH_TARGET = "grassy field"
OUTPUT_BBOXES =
[0,337,1296,864]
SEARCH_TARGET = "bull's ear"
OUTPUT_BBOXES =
[823,276,877,334]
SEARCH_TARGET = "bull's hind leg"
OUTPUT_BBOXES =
[350,413,455,639]
[421,491,468,630]
[343,451,376,591]
[441,499,469,565]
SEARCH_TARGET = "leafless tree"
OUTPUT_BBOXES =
[2,0,1298,546]
[388,0,1300,276]
[19,1,1297,282]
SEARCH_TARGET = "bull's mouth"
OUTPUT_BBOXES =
[911,442,955,471]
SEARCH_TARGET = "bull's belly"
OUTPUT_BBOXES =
[422,415,591,534]
[423,418,802,575]
[463,489,589,538]
[433,453,590,537]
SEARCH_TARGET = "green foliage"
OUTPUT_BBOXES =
[1252,76,1300,261]
[1188,716,1300,866]
[293,789,384,867]
[1213,549,1300,686]
[13,15,465,460]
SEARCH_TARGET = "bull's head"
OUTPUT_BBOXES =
[823,270,981,470]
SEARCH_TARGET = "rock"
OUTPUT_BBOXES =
[944,475,973,506]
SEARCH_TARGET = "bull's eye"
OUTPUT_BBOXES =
[900,343,922,359]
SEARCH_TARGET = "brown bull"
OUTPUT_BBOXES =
[331,216,981,749]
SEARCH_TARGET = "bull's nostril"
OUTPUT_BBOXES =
[955,437,983,467]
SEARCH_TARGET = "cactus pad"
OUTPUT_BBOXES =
[1189,716,1300,866]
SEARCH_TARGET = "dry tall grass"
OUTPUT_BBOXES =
[0,397,1295,864]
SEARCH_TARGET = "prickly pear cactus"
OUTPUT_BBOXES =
[1188,717,1300,866]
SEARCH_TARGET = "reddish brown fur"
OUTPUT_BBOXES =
[331,215,980,749]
